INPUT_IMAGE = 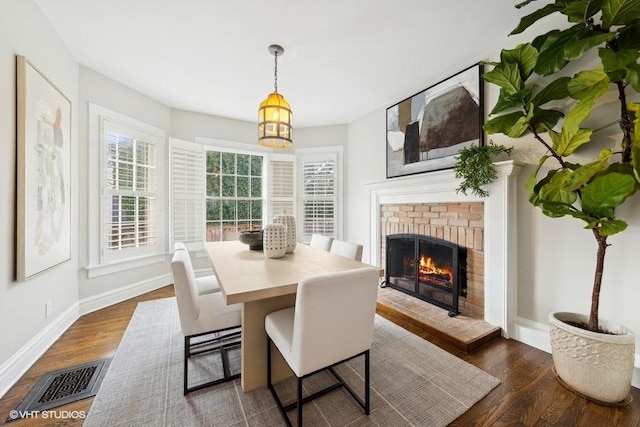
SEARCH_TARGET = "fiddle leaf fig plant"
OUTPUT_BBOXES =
[480,0,640,332]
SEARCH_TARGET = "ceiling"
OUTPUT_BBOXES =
[36,0,535,128]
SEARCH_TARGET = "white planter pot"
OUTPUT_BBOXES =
[549,312,635,404]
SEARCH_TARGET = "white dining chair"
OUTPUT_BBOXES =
[174,242,220,295]
[308,233,334,252]
[265,267,379,426]
[329,239,363,261]
[171,250,242,395]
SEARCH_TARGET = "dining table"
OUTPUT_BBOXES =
[205,240,380,392]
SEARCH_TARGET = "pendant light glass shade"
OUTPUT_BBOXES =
[258,44,292,148]
[258,92,292,148]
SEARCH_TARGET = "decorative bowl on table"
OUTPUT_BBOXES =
[239,230,263,250]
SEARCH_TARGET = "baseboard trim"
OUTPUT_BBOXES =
[0,302,79,399]
[514,318,640,389]
[79,273,172,316]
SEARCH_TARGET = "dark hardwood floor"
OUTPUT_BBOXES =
[0,286,638,426]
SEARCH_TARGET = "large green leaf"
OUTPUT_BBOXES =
[626,63,640,91]
[501,44,539,81]
[562,0,594,22]
[531,108,564,132]
[581,172,636,217]
[602,0,640,29]
[539,200,588,219]
[491,87,533,115]
[599,48,640,72]
[594,219,628,236]
[549,127,593,155]
[483,62,522,95]
[564,32,615,61]
[562,152,611,190]
[511,2,564,35]
[539,169,579,205]
[531,76,571,106]
[617,19,640,49]
[484,111,530,137]
[535,25,590,76]
[565,69,611,132]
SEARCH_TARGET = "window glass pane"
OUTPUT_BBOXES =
[237,200,250,220]
[207,174,220,197]
[206,222,222,242]
[237,176,249,197]
[222,200,236,220]
[237,154,250,176]
[251,155,262,176]
[207,151,221,174]
[251,177,262,198]
[207,199,221,221]
[222,152,236,174]
[251,200,262,220]
[221,175,235,197]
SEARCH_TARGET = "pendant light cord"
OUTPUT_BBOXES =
[273,51,278,93]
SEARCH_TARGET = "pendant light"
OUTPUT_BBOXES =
[258,44,292,148]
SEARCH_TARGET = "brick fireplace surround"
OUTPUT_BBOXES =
[380,202,485,319]
[367,161,522,340]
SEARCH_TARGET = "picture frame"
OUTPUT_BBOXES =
[386,63,484,179]
[16,55,72,281]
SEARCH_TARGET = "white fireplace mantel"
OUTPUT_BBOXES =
[366,160,523,338]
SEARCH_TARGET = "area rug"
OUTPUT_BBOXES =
[7,358,110,422]
[84,297,499,426]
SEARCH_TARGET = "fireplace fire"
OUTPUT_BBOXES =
[384,234,466,316]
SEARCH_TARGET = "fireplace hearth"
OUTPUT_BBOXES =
[384,233,466,316]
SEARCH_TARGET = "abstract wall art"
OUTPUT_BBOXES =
[386,63,484,178]
[16,56,71,281]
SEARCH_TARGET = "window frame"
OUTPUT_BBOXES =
[87,104,166,277]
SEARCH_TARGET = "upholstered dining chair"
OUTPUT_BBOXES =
[329,239,364,261]
[174,242,220,295]
[265,267,380,426]
[308,233,334,252]
[171,250,242,395]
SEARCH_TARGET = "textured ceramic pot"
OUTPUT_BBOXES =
[549,312,635,404]
[274,214,296,253]
[263,223,286,259]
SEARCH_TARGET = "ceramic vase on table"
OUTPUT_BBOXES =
[263,223,286,259]
[274,214,296,253]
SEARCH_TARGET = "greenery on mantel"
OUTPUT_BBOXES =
[456,0,640,333]
[454,142,513,197]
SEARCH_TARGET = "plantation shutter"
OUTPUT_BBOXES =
[300,155,337,241]
[170,138,205,251]
[267,155,295,221]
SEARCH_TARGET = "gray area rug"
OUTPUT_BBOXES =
[84,297,499,426]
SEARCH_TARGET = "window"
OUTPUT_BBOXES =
[88,104,166,275]
[205,149,264,241]
[297,148,342,243]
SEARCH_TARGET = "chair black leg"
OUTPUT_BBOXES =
[297,377,303,427]
[183,336,190,396]
[365,350,370,415]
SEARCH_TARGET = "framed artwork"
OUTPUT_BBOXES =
[16,56,72,281]
[386,63,484,178]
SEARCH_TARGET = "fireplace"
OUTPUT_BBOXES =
[384,234,466,316]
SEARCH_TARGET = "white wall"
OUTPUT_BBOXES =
[77,66,172,301]
[0,0,79,393]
